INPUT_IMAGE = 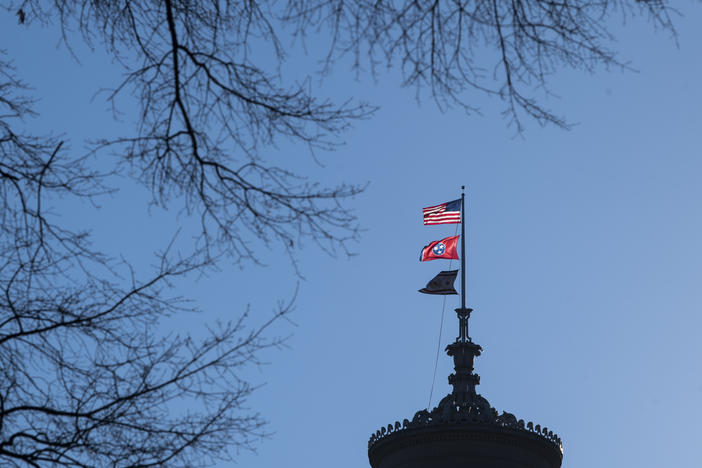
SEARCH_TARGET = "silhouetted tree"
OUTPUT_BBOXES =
[0,62,308,467]
[1,0,676,466]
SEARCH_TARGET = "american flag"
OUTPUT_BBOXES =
[422,199,461,225]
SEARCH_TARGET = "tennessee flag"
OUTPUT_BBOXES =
[420,236,459,261]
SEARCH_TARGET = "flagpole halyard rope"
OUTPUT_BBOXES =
[427,294,446,409]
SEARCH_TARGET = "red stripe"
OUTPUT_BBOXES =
[424,217,460,222]
[424,219,460,225]
[424,214,460,221]
[424,214,461,219]
[425,212,460,218]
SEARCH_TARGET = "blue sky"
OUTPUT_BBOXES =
[2,4,702,468]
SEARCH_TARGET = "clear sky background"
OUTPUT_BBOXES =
[2,4,702,468]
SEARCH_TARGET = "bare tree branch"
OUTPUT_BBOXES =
[0,55,291,466]
[283,0,676,129]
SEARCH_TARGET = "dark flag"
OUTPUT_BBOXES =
[419,270,458,295]
[422,199,461,225]
[420,235,459,261]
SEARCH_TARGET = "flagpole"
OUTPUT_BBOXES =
[459,186,468,342]
[461,186,466,311]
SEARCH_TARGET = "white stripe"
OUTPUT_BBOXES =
[424,219,460,225]
[425,214,460,220]
[426,212,460,217]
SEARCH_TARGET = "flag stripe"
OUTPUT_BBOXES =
[424,216,460,224]
[425,213,460,219]
[424,212,460,218]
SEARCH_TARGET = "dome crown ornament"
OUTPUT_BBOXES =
[368,308,562,461]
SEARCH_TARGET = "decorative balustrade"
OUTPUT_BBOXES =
[368,393,562,452]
